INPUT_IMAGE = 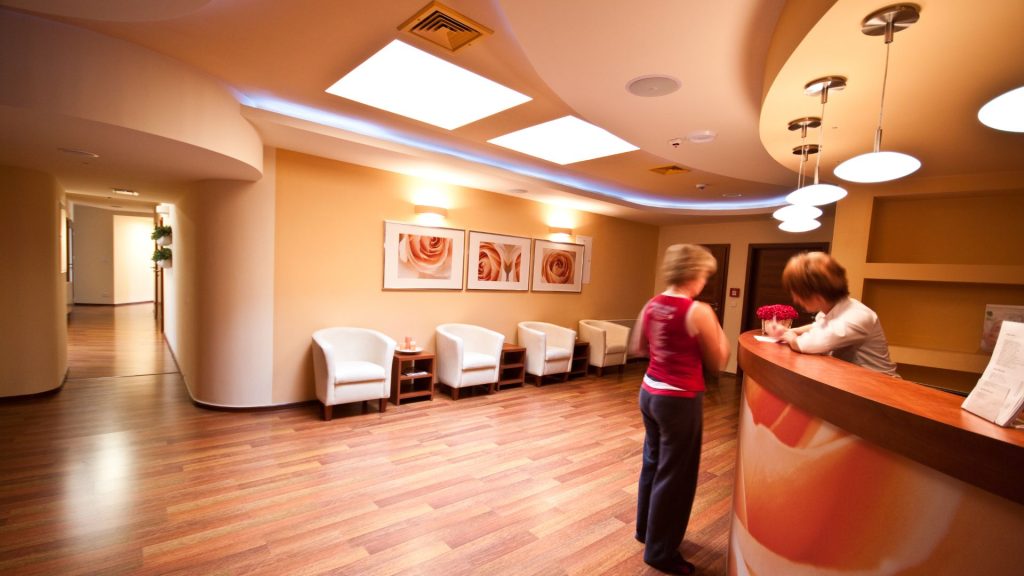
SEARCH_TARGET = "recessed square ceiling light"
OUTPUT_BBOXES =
[325,40,531,130]
[488,116,639,165]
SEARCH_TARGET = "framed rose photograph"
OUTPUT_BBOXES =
[383,221,465,290]
[466,231,531,291]
[531,239,585,293]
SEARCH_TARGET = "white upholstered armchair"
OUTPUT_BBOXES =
[578,319,630,376]
[312,327,396,420]
[435,323,505,400]
[517,321,576,384]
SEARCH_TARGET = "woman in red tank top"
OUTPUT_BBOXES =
[629,244,730,575]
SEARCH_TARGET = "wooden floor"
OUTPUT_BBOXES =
[65,304,178,380]
[0,305,740,575]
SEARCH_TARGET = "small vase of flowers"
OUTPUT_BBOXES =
[756,304,798,337]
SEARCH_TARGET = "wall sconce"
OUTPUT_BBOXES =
[155,204,171,215]
[834,4,921,183]
[549,226,574,241]
[414,204,448,218]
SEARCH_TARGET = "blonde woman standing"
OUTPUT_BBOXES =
[629,244,730,575]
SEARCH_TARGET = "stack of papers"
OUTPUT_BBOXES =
[962,321,1024,427]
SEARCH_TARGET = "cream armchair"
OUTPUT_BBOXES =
[517,321,576,384]
[435,323,505,400]
[578,319,630,376]
[312,327,396,420]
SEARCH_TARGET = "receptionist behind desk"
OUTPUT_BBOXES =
[779,252,899,377]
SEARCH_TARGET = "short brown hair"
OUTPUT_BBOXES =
[662,244,717,287]
[782,251,850,303]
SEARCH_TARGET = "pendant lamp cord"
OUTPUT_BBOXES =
[814,86,829,185]
[874,20,896,153]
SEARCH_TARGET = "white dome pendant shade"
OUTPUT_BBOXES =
[786,183,848,205]
[834,150,920,183]
[978,85,1024,132]
[779,218,822,233]
[773,204,822,222]
[835,4,921,184]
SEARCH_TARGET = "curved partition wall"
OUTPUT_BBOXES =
[0,167,67,397]
[733,332,1024,575]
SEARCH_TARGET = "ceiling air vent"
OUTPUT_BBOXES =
[399,1,492,52]
[650,165,690,176]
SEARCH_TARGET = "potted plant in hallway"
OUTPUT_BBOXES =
[151,224,172,246]
[152,246,172,269]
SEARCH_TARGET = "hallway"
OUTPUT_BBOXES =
[66,303,178,379]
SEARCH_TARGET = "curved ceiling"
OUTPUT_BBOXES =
[1,0,1021,222]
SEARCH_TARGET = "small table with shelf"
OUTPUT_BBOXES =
[391,351,435,405]
[497,344,526,390]
[569,342,590,379]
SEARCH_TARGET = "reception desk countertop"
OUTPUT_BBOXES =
[738,331,1024,505]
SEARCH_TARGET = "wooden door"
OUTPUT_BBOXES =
[696,244,730,325]
[741,243,830,333]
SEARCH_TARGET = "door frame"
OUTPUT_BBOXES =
[740,242,830,334]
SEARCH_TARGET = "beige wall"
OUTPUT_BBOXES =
[72,204,115,304]
[113,215,155,304]
[0,166,67,397]
[72,206,157,304]
[272,150,659,404]
[168,150,277,407]
[658,215,835,372]
[831,173,1024,391]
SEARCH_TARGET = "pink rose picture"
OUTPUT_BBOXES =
[477,242,502,281]
[465,232,531,291]
[398,233,452,278]
[478,242,522,282]
[541,249,575,284]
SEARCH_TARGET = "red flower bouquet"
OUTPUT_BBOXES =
[756,304,798,321]
[756,304,798,337]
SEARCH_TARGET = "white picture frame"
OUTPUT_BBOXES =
[466,231,531,291]
[383,221,465,290]
[531,239,584,293]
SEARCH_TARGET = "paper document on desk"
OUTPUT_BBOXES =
[962,320,1024,427]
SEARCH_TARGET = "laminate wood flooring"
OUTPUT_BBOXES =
[66,303,178,379]
[1,305,739,575]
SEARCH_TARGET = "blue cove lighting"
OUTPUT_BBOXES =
[247,96,788,211]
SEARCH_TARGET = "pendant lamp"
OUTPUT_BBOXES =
[788,77,848,205]
[834,4,921,184]
[979,86,1024,133]
[777,141,823,232]
[779,219,822,233]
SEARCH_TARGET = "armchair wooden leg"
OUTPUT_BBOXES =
[361,401,368,414]
[322,403,333,421]
[379,398,387,412]
[452,387,460,400]
[596,366,604,377]
[488,383,496,394]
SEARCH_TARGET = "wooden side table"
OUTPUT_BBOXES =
[391,351,435,405]
[569,342,590,379]
[497,344,526,390]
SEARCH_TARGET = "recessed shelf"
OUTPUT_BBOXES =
[888,345,990,374]
[863,263,1024,285]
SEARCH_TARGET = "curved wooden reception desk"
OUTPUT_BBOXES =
[731,331,1024,575]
